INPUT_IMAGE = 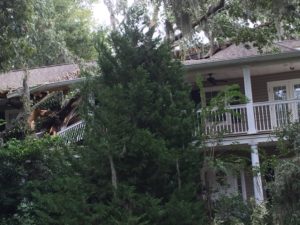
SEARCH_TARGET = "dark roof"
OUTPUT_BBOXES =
[183,40,300,66]
[0,64,80,93]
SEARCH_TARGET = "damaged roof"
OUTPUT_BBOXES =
[0,63,80,94]
[1,40,300,94]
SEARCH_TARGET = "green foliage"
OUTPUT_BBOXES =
[257,121,300,224]
[250,202,269,225]
[31,176,91,225]
[53,0,97,61]
[162,186,209,225]
[80,8,208,224]
[275,121,300,156]
[214,195,252,225]
[214,195,270,225]
[0,119,5,127]
[0,136,75,222]
[163,0,300,47]
[0,0,34,70]
[270,158,300,224]
[0,0,97,71]
[85,5,195,190]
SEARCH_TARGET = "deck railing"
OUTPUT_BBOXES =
[57,120,86,143]
[198,105,248,135]
[201,99,300,136]
[56,100,300,141]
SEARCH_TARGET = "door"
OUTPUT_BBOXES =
[268,79,300,128]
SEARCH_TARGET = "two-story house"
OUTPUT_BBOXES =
[184,40,300,203]
[1,40,300,203]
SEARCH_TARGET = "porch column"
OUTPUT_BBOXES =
[243,66,257,134]
[240,169,247,201]
[250,144,264,203]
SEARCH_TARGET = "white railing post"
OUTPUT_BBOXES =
[243,66,257,134]
[251,143,264,204]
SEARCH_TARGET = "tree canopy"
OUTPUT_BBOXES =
[0,0,98,71]
[103,0,300,57]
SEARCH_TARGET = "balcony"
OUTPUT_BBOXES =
[55,99,300,143]
[200,99,300,136]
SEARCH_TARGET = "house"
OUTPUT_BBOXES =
[0,63,86,142]
[184,40,300,203]
[1,40,300,203]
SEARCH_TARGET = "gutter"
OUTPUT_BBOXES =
[184,51,300,71]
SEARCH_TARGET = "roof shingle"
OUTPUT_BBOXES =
[0,64,79,93]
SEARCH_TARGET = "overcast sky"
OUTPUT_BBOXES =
[91,1,208,43]
[92,1,110,26]
[92,0,134,26]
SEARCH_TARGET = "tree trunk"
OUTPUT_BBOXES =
[149,1,161,29]
[108,153,118,196]
[22,69,31,134]
[274,17,284,41]
[204,169,213,220]
[104,0,118,30]
[176,158,182,190]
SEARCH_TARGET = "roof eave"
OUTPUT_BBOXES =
[184,51,300,71]
[7,77,85,99]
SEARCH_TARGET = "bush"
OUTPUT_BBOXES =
[0,136,77,222]
[214,195,252,225]
[270,158,300,224]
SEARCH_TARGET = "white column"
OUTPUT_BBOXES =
[240,169,247,201]
[243,66,257,134]
[251,144,264,203]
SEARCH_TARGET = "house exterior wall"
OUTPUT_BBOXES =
[200,70,300,103]
[251,70,300,102]
[204,78,245,92]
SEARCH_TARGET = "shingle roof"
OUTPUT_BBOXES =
[183,40,300,66]
[0,64,79,93]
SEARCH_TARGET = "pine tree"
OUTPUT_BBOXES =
[82,8,208,224]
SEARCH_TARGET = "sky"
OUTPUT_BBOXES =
[91,1,208,43]
[92,0,134,26]
[92,1,111,26]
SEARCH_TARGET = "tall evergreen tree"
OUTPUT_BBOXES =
[81,8,207,224]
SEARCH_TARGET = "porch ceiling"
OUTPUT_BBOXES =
[185,55,300,83]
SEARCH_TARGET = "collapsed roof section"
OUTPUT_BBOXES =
[0,63,96,142]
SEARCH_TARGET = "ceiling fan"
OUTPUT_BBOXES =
[207,73,228,86]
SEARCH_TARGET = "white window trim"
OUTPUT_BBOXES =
[267,78,300,127]
[267,78,300,101]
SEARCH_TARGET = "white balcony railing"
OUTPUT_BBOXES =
[201,99,300,136]
[57,120,86,144]
[55,99,300,141]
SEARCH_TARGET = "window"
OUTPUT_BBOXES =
[268,79,300,126]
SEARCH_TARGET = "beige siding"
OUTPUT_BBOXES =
[202,71,300,103]
[252,71,300,102]
[203,78,244,94]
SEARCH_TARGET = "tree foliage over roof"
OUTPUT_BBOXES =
[104,0,300,57]
[0,0,98,72]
